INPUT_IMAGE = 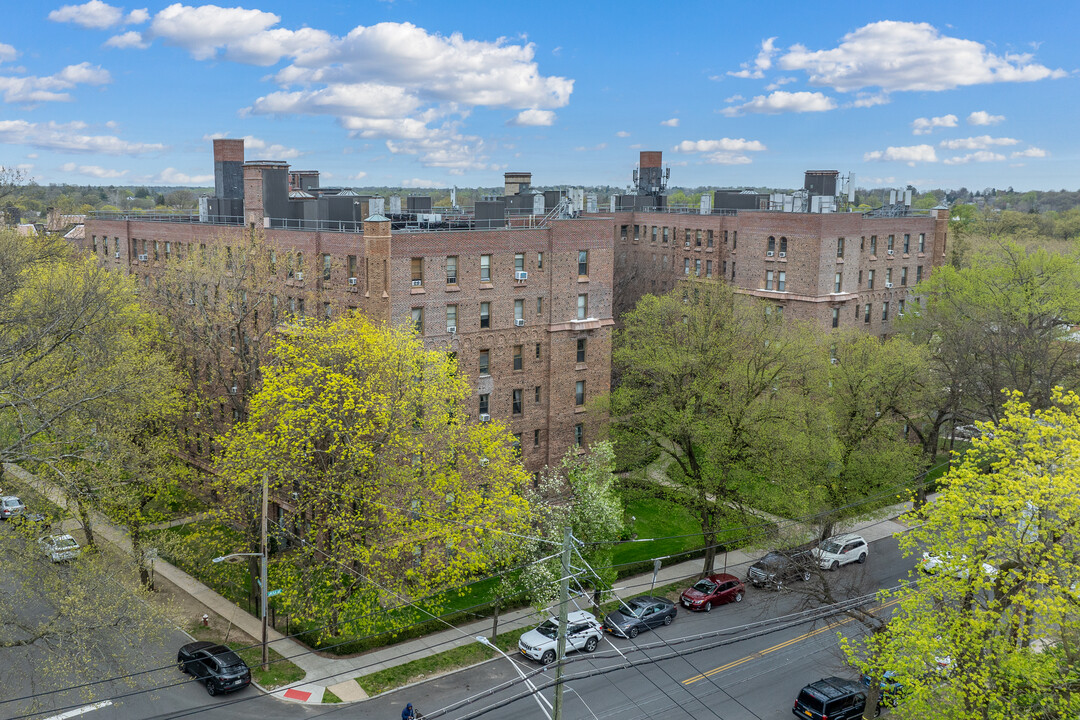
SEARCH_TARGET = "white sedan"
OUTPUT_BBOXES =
[39,534,81,562]
[920,552,996,579]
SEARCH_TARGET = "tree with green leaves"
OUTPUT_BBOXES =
[845,389,1080,720]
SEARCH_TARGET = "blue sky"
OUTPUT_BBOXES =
[1,1,1076,191]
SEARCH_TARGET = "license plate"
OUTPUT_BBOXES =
[803,710,812,717]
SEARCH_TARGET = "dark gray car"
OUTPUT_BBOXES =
[177,641,251,696]
[602,595,677,638]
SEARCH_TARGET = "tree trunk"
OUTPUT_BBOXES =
[76,498,96,548]
[862,681,882,719]
[819,518,836,542]
[701,528,717,576]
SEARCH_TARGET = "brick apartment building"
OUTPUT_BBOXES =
[81,139,615,473]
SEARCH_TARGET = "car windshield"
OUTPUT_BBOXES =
[54,538,78,549]
[535,620,558,639]
[821,541,842,554]
[619,603,646,618]
[692,580,716,593]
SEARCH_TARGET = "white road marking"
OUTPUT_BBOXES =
[41,700,113,720]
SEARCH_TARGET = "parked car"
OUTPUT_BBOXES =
[861,670,903,707]
[602,595,677,638]
[680,573,745,612]
[747,548,814,589]
[10,511,51,531]
[39,534,81,562]
[793,676,877,719]
[0,495,26,519]
[811,534,868,570]
[177,641,251,696]
[517,610,603,664]
[920,552,996,579]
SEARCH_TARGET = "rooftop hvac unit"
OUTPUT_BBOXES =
[138,254,148,262]
[779,252,786,258]
[348,277,357,286]
[447,326,457,334]
[515,319,525,326]
[412,279,423,287]
[515,271,528,281]
[766,251,774,257]
[885,282,894,288]
[295,272,304,281]
[479,413,491,422]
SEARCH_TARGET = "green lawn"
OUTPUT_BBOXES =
[611,497,705,567]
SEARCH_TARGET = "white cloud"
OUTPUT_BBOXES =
[939,135,1020,150]
[863,144,938,165]
[764,76,798,90]
[912,114,958,135]
[155,167,214,184]
[147,4,284,61]
[615,130,630,138]
[968,110,1005,126]
[106,31,149,49]
[401,178,439,188]
[0,120,165,154]
[59,161,127,178]
[1011,147,1047,158]
[702,153,754,165]
[943,151,1006,165]
[674,138,767,153]
[508,108,555,126]
[204,133,302,159]
[126,7,149,23]
[16,163,33,172]
[723,94,744,103]
[49,1,123,29]
[573,143,607,152]
[851,92,890,108]
[0,62,111,103]
[728,37,777,79]
[660,118,679,127]
[779,21,1066,92]
[348,171,367,181]
[0,43,16,63]
[722,90,836,116]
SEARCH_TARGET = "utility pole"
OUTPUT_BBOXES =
[552,526,572,720]
[260,471,269,670]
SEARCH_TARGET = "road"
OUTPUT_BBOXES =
[1,533,913,720]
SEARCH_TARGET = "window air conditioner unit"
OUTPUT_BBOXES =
[114,252,121,259]
[412,279,423,287]
[194,410,201,418]
[478,457,489,467]
[229,385,238,395]
[515,318,525,326]
[348,277,358,286]
[186,299,195,305]
[479,413,491,422]
[295,272,304,281]
[766,251,774,257]
[447,326,457,334]
[138,254,148,261]
[887,250,895,255]
[778,252,786,258]
[830,357,839,365]
[885,282,894,288]
[515,270,528,281]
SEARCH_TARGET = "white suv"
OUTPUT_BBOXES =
[39,534,81,562]
[518,610,603,664]
[812,533,868,570]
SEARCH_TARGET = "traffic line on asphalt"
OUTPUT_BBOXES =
[40,701,113,720]
[682,599,900,686]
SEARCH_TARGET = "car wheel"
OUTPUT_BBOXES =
[734,591,743,603]
[628,627,639,639]
[873,703,881,717]
[205,680,217,696]
[704,601,712,613]
[663,614,673,626]
[584,636,598,653]
[830,560,839,571]
[541,650,556,665]
[801,570,811,582]
[858,553,867,564]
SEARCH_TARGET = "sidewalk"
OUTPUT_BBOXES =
[3,461,927,706]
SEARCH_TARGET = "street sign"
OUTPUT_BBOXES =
[267,589,283,598]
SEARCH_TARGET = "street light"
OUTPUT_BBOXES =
[475,636,552,720]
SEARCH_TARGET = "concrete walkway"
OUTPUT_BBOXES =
[3,461,929,706]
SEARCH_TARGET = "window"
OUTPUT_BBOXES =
[479,350,490,375]
[577,294,588,320]
[411,257,423,285]
[662,227,669,244]
[901,267,908,286]
[731,261,736,280]
[767,236,776,253]
[779,237,787,255]
[536,296,543,315]
[887,235,895,252]
[898,298,906,315]
[514,253,525,272]
[323,301,332,319]
[918,233,925,253]
[323,254,332,281]
[534,429,540,447]
[411,307,424,333]
[683,258,691,275]
[297,297,305,316]
[446,256,458,284]
[663,255,668,269]
[479,393,489,415]
[512,389,522,415]
[696,230,703,247]
[651,226,658,243]
[480,302,490,328]
[296,251,304,275]
[165,241,171,260]
[916,265,923,283]
[706,260,712,277]
[707,230,713,248]
[620,225,628,241]
[153,240,160,261]
[765,270,774,290]
[271,295,279,321]
[535,342,541,359]
[535,385,541,403]
[831,308,839,328]
[513,345,523,371]
[344,254,356,282]
[91,235,97,253]
[480,255,491,283]
[514,299,524,324]
[575,380,585,406]
[446,304,457,332]
[903,234,911,254]
[837,237,845,257]
[633,225,640,242]
[868,269,875,289]
[777,271,786,292]
[886,268,893,285]
[834,272,842,293]
[574,423,583,447]
[576,338,586,363]
[864,303,871,324]
[537,252,544,269]
[695,258,701,276]
[578,250,589,277]
[732,231,737,249]
[870,236,877,255]
[882,302,889,322]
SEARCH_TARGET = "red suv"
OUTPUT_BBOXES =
[680,573,745,612]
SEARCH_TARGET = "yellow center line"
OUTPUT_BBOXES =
[683,599,900,686]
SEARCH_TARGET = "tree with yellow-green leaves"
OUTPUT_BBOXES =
[215,314,531,638]
[845,389,1080,720]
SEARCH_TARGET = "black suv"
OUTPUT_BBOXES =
[177,641,251,695]
[793,677,877,719]
[747,548,813,589]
